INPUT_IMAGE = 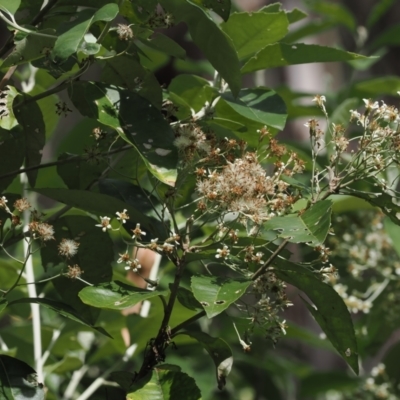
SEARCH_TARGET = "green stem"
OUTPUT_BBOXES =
[170,310,206,336]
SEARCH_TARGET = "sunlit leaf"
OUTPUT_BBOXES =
[191,275,251,318]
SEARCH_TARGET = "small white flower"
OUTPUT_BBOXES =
[0,196,8,208]
[363,98,379,110]
[116,209,129,224]
[96,216,111,232]
[216,245,230,259]
[131,223,146,240]
[125,258,141,272]
[58,239,79,258]
[117,253,130,263]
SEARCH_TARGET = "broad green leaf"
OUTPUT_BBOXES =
[286,8,307,24]
[351,76,400,96]
[310,2,356,31]
[220,11,289,60]
[51,3,119,62]
[190,0,231,22]
[179,331,233,389]
[0,86,19,130]
[139,33,186,59]
[100,55,162,108]
[168,74,216,113]
[44,356,82,375]
[191,275,251,318]
[0,355,44,400]
[110,371,137,391]
[264,200,332,245]
[164,0,241,97]
[348,191,400,226]
[0,0,20,15]
[127,369,201,400]
[8,298,111,337]
[283,21,336,44]
[370,24,400,51]
[274,259,359,374]
[13,95,45,187]
[176,287,202,311]
[366,0,396,28]
[34,188,163,237]
[0,130,25,192]
[219,87,287,132]
[40,215,114,325]
[79,281,168,310]
[56,152,107,189]
[68,82,177,185]
[241,43,369,74]
[1,31,56,68]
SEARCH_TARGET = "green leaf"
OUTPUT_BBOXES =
[370,24,400,50]
[13,95,46,187]
[220,11,288,60]
[127,369,201,400]
[119,0,158,24]
[311,2,356,31]
[139,33,186,59]
[0,355,44,400]
[0,86,19,130]
[1,31,56,68]
[110,371,136,391]
[274,259,359,374]
[0,0,20,15]
[33,188,163,237]
[0,131,25,192]
[56,152,107,189]
[68,82,177,185]
[241,43,370,74]
[40,215,114,324]
[218,87,287,132]
[189,0,231,22]
[44,355,82,375]
[351,76,400,96]
[348,191,400,226]
[51,3,119,62]
[179,331,233,390]
[176,287,203,311]
[168,74,216,113]
[191,275,251,318]
[100,55,162,109]
[283,20,336,44]
[164,0,241,97]
[8,298,111,338]
[366,0,396,28]
[264,200,332,245]
[79,281,168,310]
[286,8,307,24]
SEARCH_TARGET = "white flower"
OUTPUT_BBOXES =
[0,196,8,208]
[131,223,146,240]
[96,216,111,232]
[363,98,379,110]
[117,253,130,263]
[58,239,79,258]
[216,245,230,259]
[125,258,141,272]
[116,209,129,224]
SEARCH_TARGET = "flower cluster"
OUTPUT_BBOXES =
[58,239,80,258]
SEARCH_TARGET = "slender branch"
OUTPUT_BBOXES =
[170,310,206,336]
[31,0,60,26]
[0,65,17,91]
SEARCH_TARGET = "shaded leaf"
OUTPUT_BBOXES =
[127,369,201,400]
[0,0,20,15]
[110,371,136,391]
[40,215,114,324]
[310,2,356,31]
[68,82,177,185]
[190,0,231,21]
[44,356,82,375]
[0,355,44,400]
[139,33,186,59]
[34,188,162,237]
[191,275,251,318]
[366,0,396,28]
[164,0,241,96]
[176,286,203,311]
[2,31,56,68]
[264,200,332,245]
[351,76,400,96]
[179,331,233,389]
[13,96,46,187]
[79,281,168,310]
[242,43,369,74]
[7,298,111,337]
[51,3,119,62]
[220,11,288,60]
[274,258,359,374]
[0,299,7,314]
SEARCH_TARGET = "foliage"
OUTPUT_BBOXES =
[0,0,400,399]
